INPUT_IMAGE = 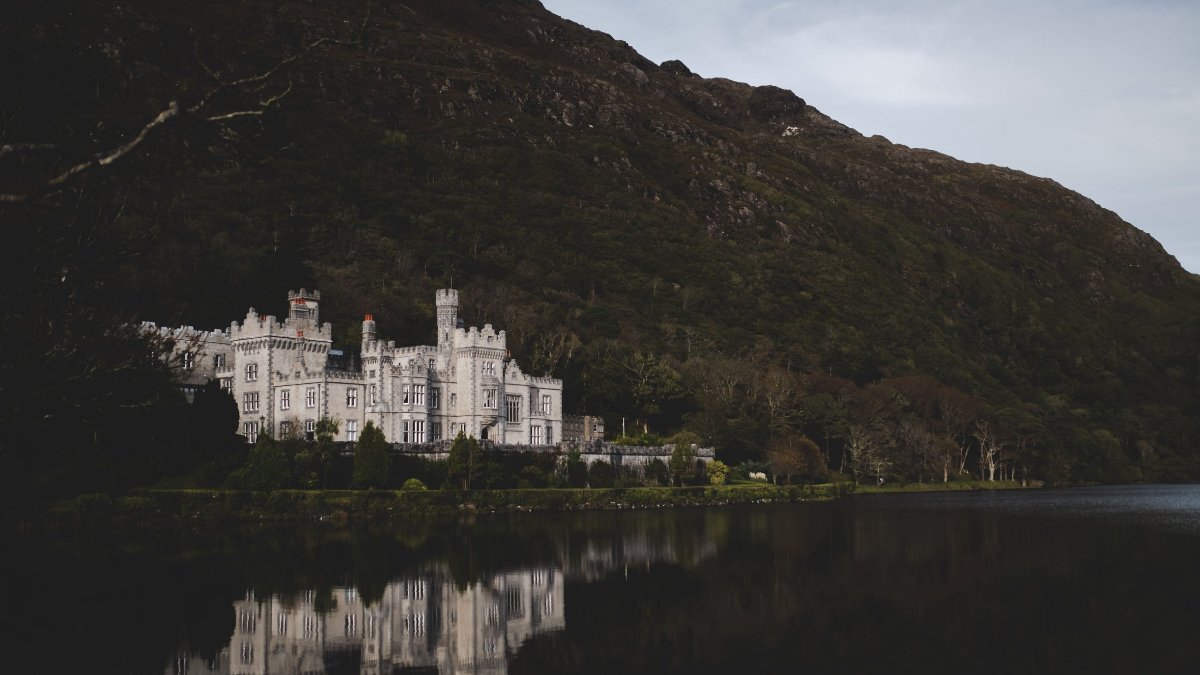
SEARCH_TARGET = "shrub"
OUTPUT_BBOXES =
[588,460,615,488]
[645,458,669,486]
[227,432,290,491]
[706,459,730,485]
[401,478,428,491]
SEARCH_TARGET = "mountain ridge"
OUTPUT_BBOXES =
[3,0,1198,484]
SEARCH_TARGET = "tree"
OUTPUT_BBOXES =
[352,421,389,489]
[767,434,825,484]
[228,431,289,491]
[846,424,882,485]
[315,417,341,488]
[669,442,697,486]
[566,449,588,488]
[622,351,687,435]
[447,432,481,490]
[645,458,669,486]
[973,419,1002,482]
[706,459,730,485]
[938,388,983,478]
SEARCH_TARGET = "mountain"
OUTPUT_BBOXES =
[3,0,1198,485]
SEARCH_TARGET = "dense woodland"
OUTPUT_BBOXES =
[3,0,1199,497]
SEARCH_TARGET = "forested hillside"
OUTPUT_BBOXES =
[3,0,1198,491]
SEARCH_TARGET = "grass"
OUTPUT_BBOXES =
[24,483,855,532]
[854,480,1034,494]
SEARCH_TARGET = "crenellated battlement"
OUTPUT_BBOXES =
[287,288,320,302]
[435,288,458,306]
[141,322,231,344]
[229,309,332,342]
[455,323,507,349]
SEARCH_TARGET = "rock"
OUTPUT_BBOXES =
[747,85,806,123]
[618,62,649,88]
[660,59,695,77]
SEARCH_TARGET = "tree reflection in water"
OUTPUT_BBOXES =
[12,487,1200,675]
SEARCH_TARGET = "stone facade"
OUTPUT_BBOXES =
[144,289,563,445]
[562,414,605,444]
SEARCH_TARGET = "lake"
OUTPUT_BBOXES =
[13,484,1200,674]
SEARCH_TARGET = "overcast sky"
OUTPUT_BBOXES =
[541,0,1200,273]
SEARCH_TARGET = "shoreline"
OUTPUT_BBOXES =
[11,479,1044,533]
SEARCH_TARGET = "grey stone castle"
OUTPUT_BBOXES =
[145,289,563,446]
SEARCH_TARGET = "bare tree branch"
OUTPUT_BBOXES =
[0,0,373,204]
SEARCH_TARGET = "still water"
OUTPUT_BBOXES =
[13,485,1200,674]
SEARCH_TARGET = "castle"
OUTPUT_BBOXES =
[144,289,563,446]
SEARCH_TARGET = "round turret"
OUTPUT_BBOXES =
[362,313,377,344]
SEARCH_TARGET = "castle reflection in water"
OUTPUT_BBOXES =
[168,568,561,675]
[168,523,719,675]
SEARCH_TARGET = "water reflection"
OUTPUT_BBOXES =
[167,511,721,675]
[15,488,1200,675]
[173,567,564,675]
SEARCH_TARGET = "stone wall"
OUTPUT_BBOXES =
[389,440,715,467]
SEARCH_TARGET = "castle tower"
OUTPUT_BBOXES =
[436,289,459,352]
[287,288,320,327]
[362,313,377,347]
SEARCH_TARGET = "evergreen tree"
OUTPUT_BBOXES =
[447,432,480,490]
[315,417,340,488]
[669,443,697,486]
[352,421,389,489]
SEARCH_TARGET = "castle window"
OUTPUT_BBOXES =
[531,425,543,445]
[369,370,376,379]
[305,387,316,408]
[541,394,552,415]
[243,421,259,439]
[431,422,442,442]
[483,388,497,409]
[280,421,291,437]
[346,419,359,442]
[346,387,358,407]
[413,420,425,443]
[214,353,226,369]
[429,358,436,371]
[546,426,553,445]
[430,387,440,409]
[370,384,378,405]
[402,385,410,404]
[182,352,195,370]
[245,363,258,382]
[506,395,521,422]
[450,393,457,408]
[482,361,496,376]
[305,419,315,434]
[280,390,291,410]
[402,421,409,443]
[221,378,233,391]
[243,392,260,413]
[414,384,426,406]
